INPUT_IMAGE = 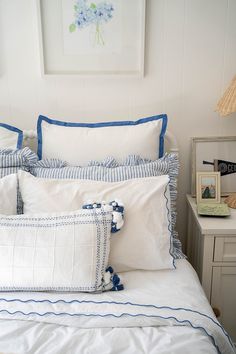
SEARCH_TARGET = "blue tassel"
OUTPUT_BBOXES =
[82,200,124,234]
[115,206,124,213]
[111,224,117,233]
[111,284,124,291]
[116,284,124,291]
[82,203,102,209]
[106,266,114,274]
[111,273,123,291]
[112,274,120,286]
[82,204,93,209]
[103,266,124,292]
[109,201,124,213]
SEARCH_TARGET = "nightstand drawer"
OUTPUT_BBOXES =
[214,237,236,262]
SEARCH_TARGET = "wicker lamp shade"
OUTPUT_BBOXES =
[216,75,236,116]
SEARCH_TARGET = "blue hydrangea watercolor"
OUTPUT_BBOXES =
[69,0,115,45]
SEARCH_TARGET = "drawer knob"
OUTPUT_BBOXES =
[212,307,221,318]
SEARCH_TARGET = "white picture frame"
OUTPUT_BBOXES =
[196,172,221,204]
[191,136,236,196]
[37,0,146,76]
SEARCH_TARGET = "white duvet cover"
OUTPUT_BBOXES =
[0,260,234,354]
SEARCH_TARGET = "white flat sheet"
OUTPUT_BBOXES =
[0,260,234,354]
[0,319,217,354]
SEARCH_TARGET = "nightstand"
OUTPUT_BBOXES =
[186,194,236,343]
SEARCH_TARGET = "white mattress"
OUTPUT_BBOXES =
[0,260,234,354]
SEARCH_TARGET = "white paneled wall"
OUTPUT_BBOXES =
[0,0,236,250]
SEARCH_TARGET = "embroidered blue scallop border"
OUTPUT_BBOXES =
[0,123,23,149]
[0,309,220,353]
[37,114,168,160]
[164,178,176,269]
[0,298,233,347]
[0,300,233,353]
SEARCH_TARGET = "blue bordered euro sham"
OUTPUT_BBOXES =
[0,203,124,292]
[30,153,184,259]
[0,123,23,149]
[37,114,168,164]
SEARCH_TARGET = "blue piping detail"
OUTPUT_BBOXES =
[159,114,167,157]
[37,117,43,159]
[164,177,176,269]
[0,123,23,149]
[37,114,168,160]
[0,297,232,347]
[0,309,222,353]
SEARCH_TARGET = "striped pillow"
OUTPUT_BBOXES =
[0,148,38,214]
[30,153,184,259]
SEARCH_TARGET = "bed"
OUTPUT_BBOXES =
[0,260,233,354]
[0,117,235,354]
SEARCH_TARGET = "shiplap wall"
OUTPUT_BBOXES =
[0,0,236,250]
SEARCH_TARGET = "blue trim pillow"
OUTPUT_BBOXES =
[30,153,184,259]
[37,114,168,165]
[0,123,23,149]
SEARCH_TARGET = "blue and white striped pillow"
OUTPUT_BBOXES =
[30,153,184,259]
[0,148,38,214]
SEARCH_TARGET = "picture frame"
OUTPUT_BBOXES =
[191,136,236,196]
[37,0,146,76]
[196,172,221,204]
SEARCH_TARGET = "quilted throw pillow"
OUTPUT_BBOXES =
[30,153,184,259]
[0,148,38,214]
[0,204,124,292]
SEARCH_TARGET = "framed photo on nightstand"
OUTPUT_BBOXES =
[191,136,236,196]
[196,171,221,204]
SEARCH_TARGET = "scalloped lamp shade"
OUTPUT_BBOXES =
[216,75,236,116]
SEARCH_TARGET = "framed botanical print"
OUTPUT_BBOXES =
[37,0,146,76]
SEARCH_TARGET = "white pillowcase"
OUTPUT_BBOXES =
[0,124,23,149]
[0,174,17,215]
[19,171,174,271]
[37,115,167,165]
[0,208,121,292]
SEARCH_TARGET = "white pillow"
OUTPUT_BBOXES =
[19,171,174,271]
[37,115,168,165]
[0,174,17,215]
[0,207,123,292]
[0,123,23,149]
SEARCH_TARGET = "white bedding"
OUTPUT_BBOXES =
[0,320,218,354]
[0,260,234,354]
